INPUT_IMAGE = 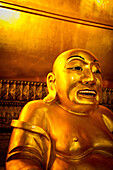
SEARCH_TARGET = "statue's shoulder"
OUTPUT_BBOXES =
[99,105,113,117]
[19,100,49,124]
[99,105,113,132]
[22,99,46,110]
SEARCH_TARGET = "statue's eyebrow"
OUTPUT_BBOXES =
[93,59,100,66]
[67,55,85,61]
[67,56,99,63]
[66,55,100,66]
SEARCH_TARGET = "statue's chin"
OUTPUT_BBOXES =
[56,93,99,114]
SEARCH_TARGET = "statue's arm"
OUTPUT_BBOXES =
[6,159,43,170]
[6,101,51,170]
[100,105,113,133]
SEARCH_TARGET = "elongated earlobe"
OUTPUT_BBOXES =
[43,72,57,103]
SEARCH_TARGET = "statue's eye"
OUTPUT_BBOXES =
[67,66,83,71]
[94,69,101,74]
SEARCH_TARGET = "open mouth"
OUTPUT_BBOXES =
[78,89,97,98]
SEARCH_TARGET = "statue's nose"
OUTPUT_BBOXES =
[81,70,96,86]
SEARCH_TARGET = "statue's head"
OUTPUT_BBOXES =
[44,49,102,113]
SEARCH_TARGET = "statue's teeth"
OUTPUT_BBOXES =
[80,90,96,94]
[78,90,96,96]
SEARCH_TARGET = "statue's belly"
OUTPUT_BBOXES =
[49,113,113,169]
[51,154,113,170]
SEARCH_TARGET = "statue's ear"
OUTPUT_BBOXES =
[44,72,57,102]
[47,72,56,92]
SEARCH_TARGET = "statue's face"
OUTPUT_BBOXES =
[53,49,102,113]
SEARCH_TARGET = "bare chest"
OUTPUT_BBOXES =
[49,112,113,159]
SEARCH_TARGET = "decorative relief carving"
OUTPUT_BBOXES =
[100,88,113,105]
[0,79,47,128]
[0,79,47,101]
[0,105,22,128]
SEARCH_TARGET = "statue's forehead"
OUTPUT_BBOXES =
[54,49,97,66]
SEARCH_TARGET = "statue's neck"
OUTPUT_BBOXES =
[56,101,93,116]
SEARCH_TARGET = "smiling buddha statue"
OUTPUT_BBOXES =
[6,49,113,170]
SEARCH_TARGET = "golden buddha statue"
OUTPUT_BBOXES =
[6,49,113,170]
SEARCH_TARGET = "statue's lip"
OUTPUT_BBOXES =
[77,89,97,97]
